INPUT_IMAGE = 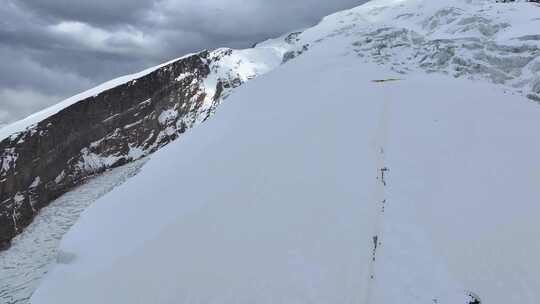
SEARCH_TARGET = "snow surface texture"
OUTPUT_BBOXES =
[0,160,146,304]
[31,1,540,303]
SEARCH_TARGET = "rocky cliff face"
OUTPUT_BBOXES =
[0,46,286,249]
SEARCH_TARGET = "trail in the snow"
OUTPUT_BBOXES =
[0,160,146,304]
[365,81,394,304]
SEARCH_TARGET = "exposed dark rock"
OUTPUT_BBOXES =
[527,93,540,103]
[283,45,310,64]
[467,292,481,304]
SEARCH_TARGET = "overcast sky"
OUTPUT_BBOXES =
[0,0,366,125]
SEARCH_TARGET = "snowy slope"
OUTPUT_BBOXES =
[29,0,540,303]
[31,50,540,304]
[376,73,540,304]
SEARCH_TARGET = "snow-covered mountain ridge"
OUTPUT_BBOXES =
[28,1,540,303]
[1,0,539,302]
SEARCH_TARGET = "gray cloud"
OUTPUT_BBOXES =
[0,0,366,124]
[0,88,62,125]
[17,0,155,26]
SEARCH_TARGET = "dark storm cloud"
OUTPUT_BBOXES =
[0,0,366,124]
[17,0,156,25]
